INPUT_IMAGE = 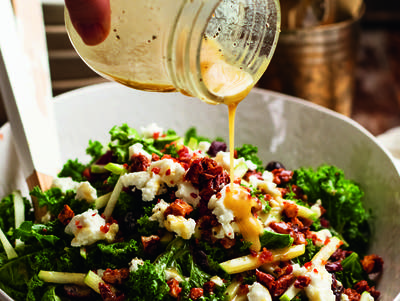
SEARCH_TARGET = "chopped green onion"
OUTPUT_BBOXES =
[0,227,17,259]
[38,271,86,285]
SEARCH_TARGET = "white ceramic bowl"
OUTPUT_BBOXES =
[1,83,399,300]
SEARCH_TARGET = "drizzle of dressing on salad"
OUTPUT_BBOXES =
[200,39,263,251]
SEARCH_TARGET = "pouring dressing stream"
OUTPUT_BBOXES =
[65,0,281,251]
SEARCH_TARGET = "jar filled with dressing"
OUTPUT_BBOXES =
[65,0,281,105]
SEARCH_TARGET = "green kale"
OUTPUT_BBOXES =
[184,127,211,144]
[127,260,169,301]
[13,221,61,248]
[58,159,87,182]
[335,252,370,289]
[0,192,33,236]
[86,140,105,163]
[235,144,264,172]
[293,239,321,266]
[86,239,141,269]
[30,187,94,217]
[289,165,370,255]
[39,285,62,301]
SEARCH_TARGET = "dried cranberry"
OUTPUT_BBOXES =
[207,141,227,157]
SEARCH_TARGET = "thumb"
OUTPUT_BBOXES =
[65,0,111,46]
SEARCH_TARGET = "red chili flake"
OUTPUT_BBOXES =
[190,193,198,199]
[304,262,312,269]
[82,168,91,179]
[152,167,161,174]
[92,213,97,216]
[75,221,80,226]
[153,132,160,139]
[313,268,318,273]
[100,224,110,233]
[166,169,171,176]
[77,225,83,229]
[42,228,47,233]
[324,237,331,245]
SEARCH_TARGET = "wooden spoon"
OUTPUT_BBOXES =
[0,0,61,221]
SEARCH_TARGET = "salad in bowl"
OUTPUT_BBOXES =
[0,123,383,301]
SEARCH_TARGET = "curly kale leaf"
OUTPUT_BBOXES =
[58,159,87,182]
[290,165,370,255]
[86,140,105,163]
[235,144,264,172]
[335,252,370,289]
[30,187,93,217]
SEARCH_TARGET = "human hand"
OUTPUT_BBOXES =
[65,0,111,46]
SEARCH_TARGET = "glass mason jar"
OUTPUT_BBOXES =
[65,0,281,105]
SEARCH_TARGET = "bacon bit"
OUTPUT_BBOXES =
[203,281,216,295]
[100,224,110,233]
[167,279,182,298]
[361,254,384,274]
[141,235,161,255]
[58,205,75,225]
[189,288,204,300]
[219,237,236,249]
[152,167,161,174]
[99,282,125,301]
[256,269,275,291]
[343,288,361,301]
[102,268,129,285]
[269,222,291,234]
[237,284,249,296]
[82,168,91,180]
[273,274,294,297]
[283,202,298,219]
[258,248,273,264]
[272,168,293,185]
[274,264,293,278]
[294,275,311,289]
[129,153,150,172]
[164,199,193,217]
[166,168,171,176]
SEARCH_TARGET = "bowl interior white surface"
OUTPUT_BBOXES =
[1,82,399,300]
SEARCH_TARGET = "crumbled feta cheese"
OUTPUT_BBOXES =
[164,215,196,240]
[304,265,335,301]
[208,186,235,239]
[129,257,144,272]
[215,151,248,172]
[197,141,211,153]
[341,294,350,301]
[211,225,226,239]
[65,209,118,247]
[175,182,201,207]
[245,160,258,171]
[165,268,184,282]
[129,142,152,160]
[150,159,186,187]
[75,181,97,203]
[249,174,281,197]
[120,172,164,201]
[149,199,169,227]
[210,276,224,287]
[51,177,79,193]
[247,282,272,301]
[141,123,164,138]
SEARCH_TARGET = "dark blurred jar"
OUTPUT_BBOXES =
[259,0,365,116]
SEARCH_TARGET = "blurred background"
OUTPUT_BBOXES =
[0,0,400,136]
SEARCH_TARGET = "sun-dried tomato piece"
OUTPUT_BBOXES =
[58,205,75,225]
[102,268,129,285]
